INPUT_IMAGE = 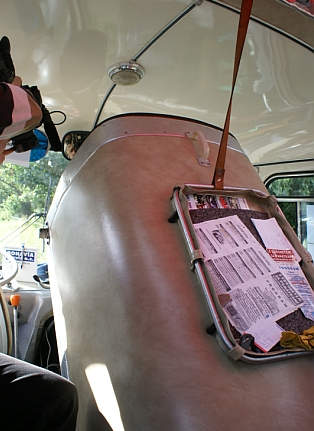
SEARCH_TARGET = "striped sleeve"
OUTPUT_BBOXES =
[0,83,42,140]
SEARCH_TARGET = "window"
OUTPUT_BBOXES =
[0,152,68,264]
[266,173,314,259]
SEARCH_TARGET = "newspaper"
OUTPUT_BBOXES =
[251,217,300,261]
[252,217,314,321]
[186,194,249,210]
[193,215,304,352]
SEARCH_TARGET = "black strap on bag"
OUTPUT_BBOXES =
[41,105,62,152]
[212,0,254,190]
[19,85,62,152]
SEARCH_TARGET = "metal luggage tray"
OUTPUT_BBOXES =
[170,183,314,364]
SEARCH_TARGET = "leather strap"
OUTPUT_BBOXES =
[212,0,254,189]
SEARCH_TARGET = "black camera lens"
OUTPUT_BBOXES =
[11,131,39,153]
[0,36,15,83]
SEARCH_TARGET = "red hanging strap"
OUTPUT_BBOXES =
[212,0,254,190]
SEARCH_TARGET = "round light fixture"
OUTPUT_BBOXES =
[108,62,145,86]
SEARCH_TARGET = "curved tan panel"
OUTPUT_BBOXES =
[47,115,313,431]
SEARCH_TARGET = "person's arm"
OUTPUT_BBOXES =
[0,78,42,164]
[0,80,42,140]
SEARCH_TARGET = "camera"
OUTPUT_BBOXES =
[0,36,15,83]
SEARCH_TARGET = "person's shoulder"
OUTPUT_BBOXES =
[0,81,12,95]
[0,82,42,141]
[0,82,25,101]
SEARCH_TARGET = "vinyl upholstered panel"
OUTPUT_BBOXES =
[47,116,313,431]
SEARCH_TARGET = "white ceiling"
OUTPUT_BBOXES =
[1,0,313,165]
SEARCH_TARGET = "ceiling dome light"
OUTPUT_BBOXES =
[108,62,145,85]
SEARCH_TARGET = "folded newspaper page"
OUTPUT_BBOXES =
[252,217,314,322]
[193,215,304,352]
[251,217,301,261]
